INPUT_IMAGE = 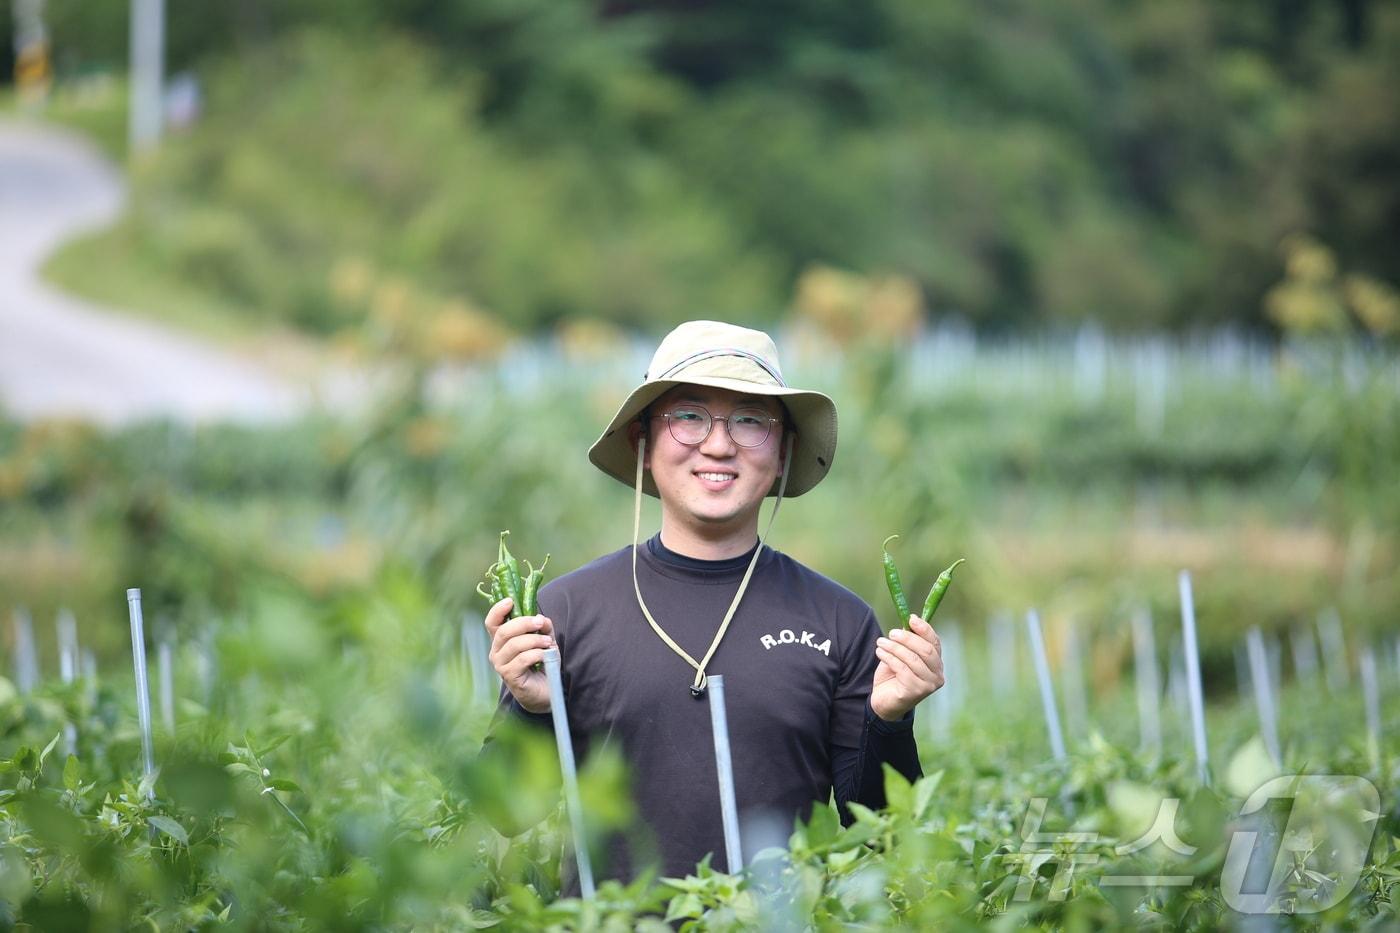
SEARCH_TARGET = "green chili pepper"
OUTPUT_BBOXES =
[492,561,518,616]
[499,531,523,608]
[920,558,965,621]
[477,557,507,604]
[881,534,910,625]
[522,554,550,616]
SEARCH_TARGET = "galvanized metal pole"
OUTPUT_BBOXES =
[57,608,79,753]
[125,589,156,797]
[1131,608,1161,753]
[12,608,39,693]
[1290,624,1319,684]
[128,0,165,154]
[1246,627,1280,765]
[1178,572,1209,785]
[707,675,744,873]
[57,609,78,682]
[1359,647,1380,770]
[542,648,594,898]
[1318,608,1349,694]
[1026,610,1066,761]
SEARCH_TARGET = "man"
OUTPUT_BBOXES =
[482,320,944,885]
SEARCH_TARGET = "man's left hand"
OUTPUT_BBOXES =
[871,615,945,722]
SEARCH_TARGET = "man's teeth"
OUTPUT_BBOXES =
[698,472,735,482]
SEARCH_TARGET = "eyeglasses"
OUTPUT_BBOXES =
[651,404,780,448]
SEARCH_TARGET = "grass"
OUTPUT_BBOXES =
[1,73,128,164]
[43,223,274,345]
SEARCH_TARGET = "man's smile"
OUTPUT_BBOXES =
[694,469,738,489]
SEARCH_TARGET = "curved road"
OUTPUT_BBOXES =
[0,118,306,424]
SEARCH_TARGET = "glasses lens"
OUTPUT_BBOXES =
[667,406,711,445]
[728,408,772,447]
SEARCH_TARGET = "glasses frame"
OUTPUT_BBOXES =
[648,403,782,449]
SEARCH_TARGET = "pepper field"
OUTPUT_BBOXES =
[2,334,1399,929]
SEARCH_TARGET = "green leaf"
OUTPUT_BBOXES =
[664,893,703,922]
[14,747,37,774]
[267,778,301,793]
[63,755,79,791]
[148,815,189,845]
[38,733,62,771]
[804,802,840,850]
[844,802,886,828]
[1224,736,1281,799]
[883,763,913,815]
[224,762,258,777]
[912,769,944,820]
[256,734,292,757]
[1107,780,1164,841]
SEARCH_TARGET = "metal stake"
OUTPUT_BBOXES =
[1246,627,1280,765]
[125,589,156,797]
[1360,647,1380,770]
[57,608,80,753]
[708,675,744,873]
[12,608,38,693]
[1026,610,1066,761]
[542,648,594,899]
[1178,572,1209,785]
[1131,608,1161,753]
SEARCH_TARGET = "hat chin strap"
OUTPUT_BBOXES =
[631,433,794,697]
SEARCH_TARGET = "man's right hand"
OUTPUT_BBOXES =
[485,597,555,714]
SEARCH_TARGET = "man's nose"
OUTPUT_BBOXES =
[700,416,739,454]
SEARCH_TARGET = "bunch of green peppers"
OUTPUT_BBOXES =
[880,534,965,626]
[476,530,550,618]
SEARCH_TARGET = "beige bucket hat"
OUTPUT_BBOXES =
[588,320,838,498]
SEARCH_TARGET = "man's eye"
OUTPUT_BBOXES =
[732,413,764,426]
[672,411,703,422]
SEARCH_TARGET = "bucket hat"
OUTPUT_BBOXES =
[588,320,838,498]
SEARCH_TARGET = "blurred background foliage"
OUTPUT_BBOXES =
[2,336,1395,675]
[10,0,1400,338]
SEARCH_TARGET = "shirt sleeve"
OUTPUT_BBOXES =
[830,606,883,748]
[829,605,922,823]
[832,701,922,824]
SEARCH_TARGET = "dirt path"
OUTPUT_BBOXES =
[0,118,315,424]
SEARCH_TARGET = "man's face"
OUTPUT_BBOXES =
[631,385,786,536]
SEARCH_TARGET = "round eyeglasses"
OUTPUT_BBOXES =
[651,404,779,448]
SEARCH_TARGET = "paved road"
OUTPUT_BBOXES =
[0,119,306,424]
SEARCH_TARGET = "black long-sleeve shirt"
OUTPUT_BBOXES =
[483,535,922,885]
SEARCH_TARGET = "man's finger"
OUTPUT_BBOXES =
[483,597,514,636]
[876,637,938,687]
[489,615,552,655]
[890,627,936,662]
[908,616,941,650]
[874,644,921,689]
[502,647,549,683]
[493,629,556,669]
